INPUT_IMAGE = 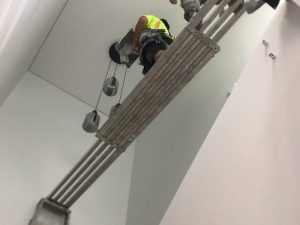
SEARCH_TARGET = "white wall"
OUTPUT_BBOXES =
[0,0,68,106]
[126,5,278,225]
[159,2,300,225]
[0,71,135,225]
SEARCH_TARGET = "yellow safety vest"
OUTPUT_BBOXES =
[144,15,169,36]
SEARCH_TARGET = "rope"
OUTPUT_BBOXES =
[118,66,128,103]
[113,63,118,77]
[95,59,112,110]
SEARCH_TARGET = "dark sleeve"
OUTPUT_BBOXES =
[264,0,280,9]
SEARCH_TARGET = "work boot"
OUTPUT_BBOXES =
[181,0,201,21]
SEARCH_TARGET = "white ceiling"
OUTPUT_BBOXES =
[30,0,187,114]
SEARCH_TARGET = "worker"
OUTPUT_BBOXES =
[131,15,174,74]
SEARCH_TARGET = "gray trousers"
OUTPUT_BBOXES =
[181,0,207,21]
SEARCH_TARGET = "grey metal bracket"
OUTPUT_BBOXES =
[29,198,70,225]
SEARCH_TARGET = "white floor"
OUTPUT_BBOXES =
[0,72,135,225]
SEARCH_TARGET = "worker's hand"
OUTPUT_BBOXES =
[169,0,177,4]
[131,44,140,54]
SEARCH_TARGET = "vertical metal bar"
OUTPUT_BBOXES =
[212,6,245,42]
[99,35,194,139]
[199,0,233,33]
[48,139,102,199]
[105,36,201,143]
[122,50,216,150]
[113,41,208,145]
[205,0,243,38]
[118,48,215,148]
[189,0,221,29]
[52,142,109,201]
[97,30,192,137]
[64,149,122,208]
[58,146,115,205]
[103,33,199,139]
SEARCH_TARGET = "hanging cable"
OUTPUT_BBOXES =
[118,66,128,103]
[108,66,128,117]
[82,59,113,133]
[95,59,112,110]
[113,63,118,78]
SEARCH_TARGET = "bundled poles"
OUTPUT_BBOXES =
[47,139,123,208]
[97,0,245,151]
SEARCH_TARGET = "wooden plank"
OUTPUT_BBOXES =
[114,39,220,146]
[110,38,204,143]
[118,49,213,147]
[122,49,216,149]
[97,0,245,149]
[98,32,197,138]
[101,35,197,140]
[114,43,212,145]
[97,29,193,137]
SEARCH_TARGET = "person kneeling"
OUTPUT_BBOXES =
[131,15,174,75]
